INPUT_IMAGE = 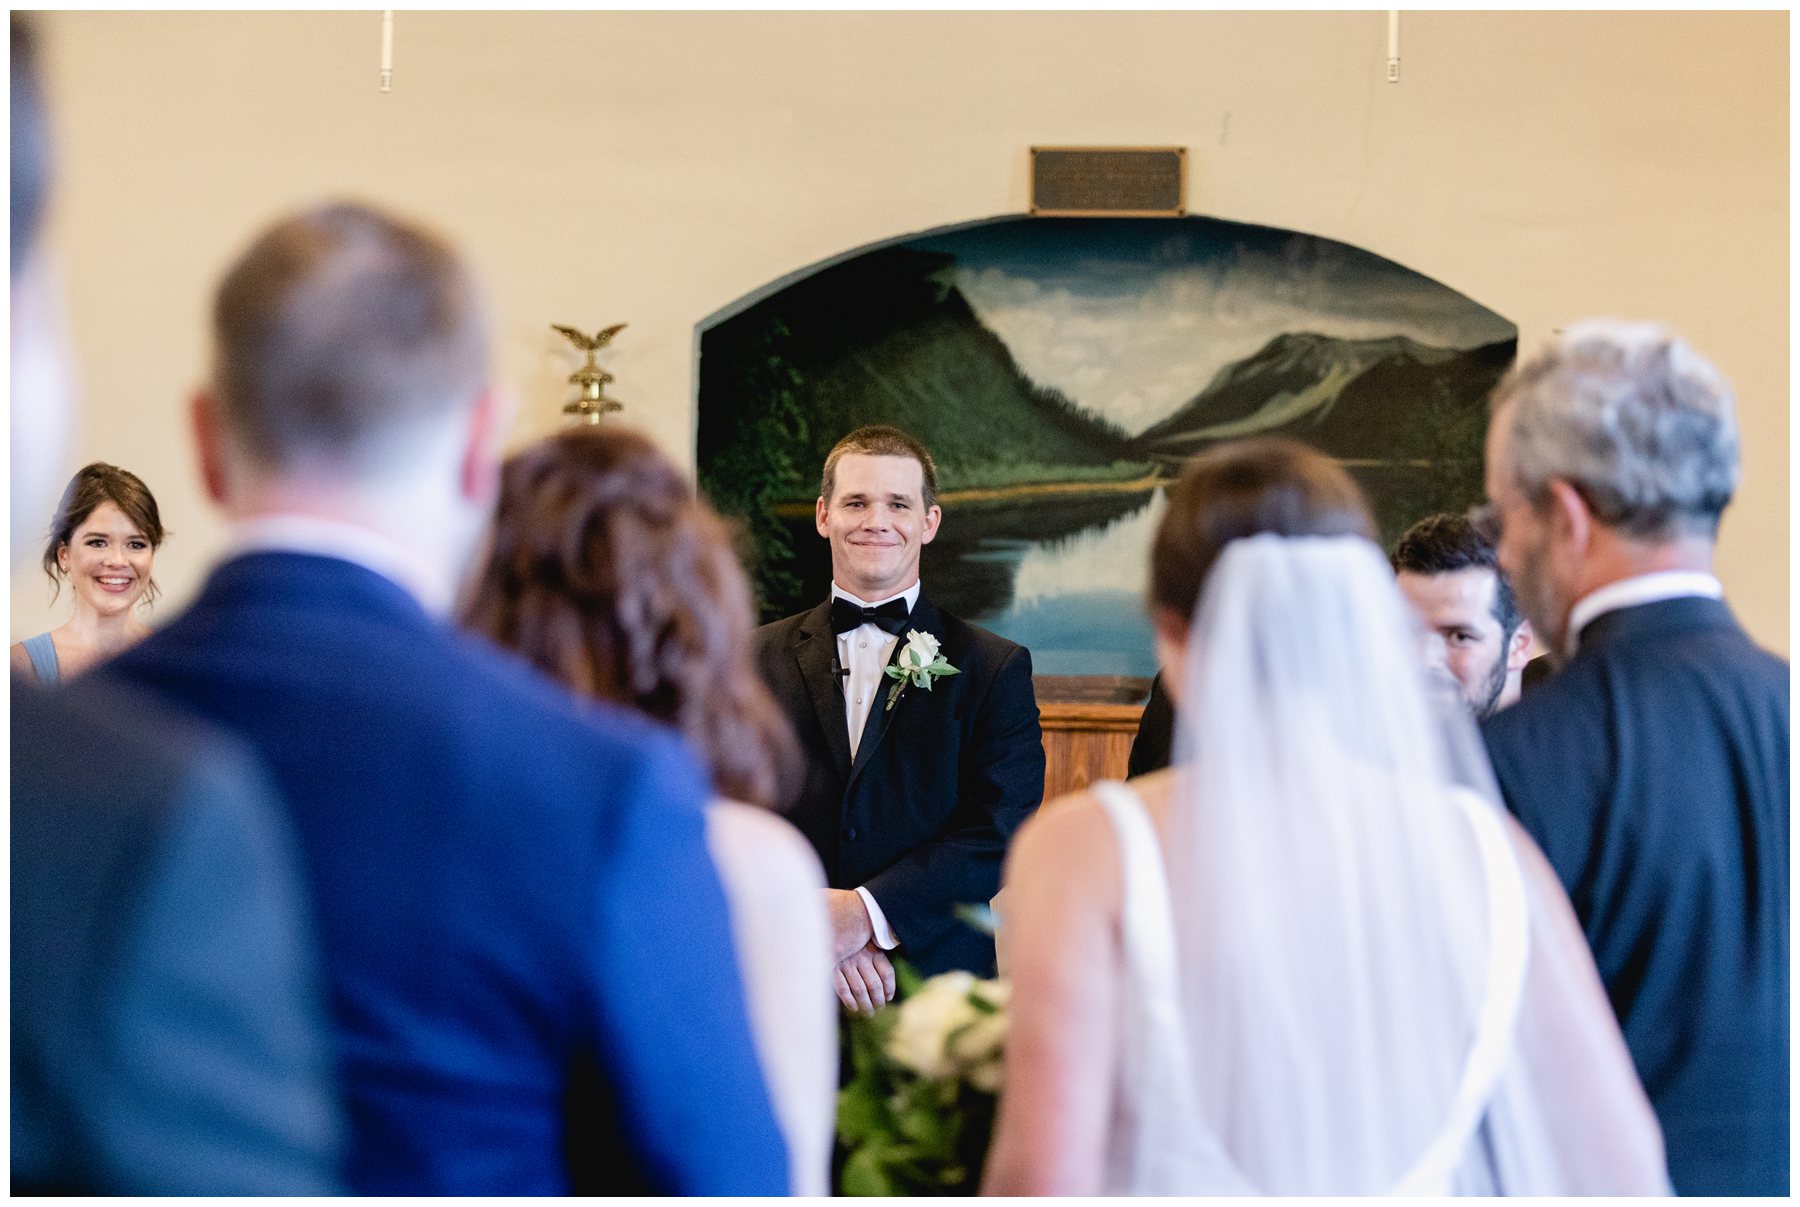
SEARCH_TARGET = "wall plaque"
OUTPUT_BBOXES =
[1030,146,1186,217]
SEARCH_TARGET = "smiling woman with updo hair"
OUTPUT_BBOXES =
[12,462,168,683]
[462,424,834,1195]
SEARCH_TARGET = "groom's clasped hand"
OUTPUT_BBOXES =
[828,887,897,1012]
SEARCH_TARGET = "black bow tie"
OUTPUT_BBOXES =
[830,596,911,636]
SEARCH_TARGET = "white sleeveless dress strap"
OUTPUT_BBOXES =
[1089,780,1182,1035]
[1390,791,1531,1194]
[1089,780,1248,1195]
[1087,780,1531,1196]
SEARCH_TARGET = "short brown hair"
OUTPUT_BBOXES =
[1391,512,1521,640]
[1150,438,1374,620]
[464,425,800,810]
[211,201,488,474]
[820,424,939,511]
[41,462,167,604]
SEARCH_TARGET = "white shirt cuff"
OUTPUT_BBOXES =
[854,886,900,950]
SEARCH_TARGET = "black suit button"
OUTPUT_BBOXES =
[844,827,859,841]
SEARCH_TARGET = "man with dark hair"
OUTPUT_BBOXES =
[1481,321,1787,1195]
[11,15,342,1194]
[101,200,788,1194]
[1391,512,1535,719]
[755,424,1044,1008]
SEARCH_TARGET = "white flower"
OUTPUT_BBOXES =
[884,971,979,1080]
[967,1054,1005,1094]
[884,628,960,710]
[899,628,941,669]
[947,1011,1007,1068]
[971,979,1011,1011]
[884,971,1011,1091]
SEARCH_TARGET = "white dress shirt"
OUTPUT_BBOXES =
[830,580,921,952]
[1565,570,1724,655]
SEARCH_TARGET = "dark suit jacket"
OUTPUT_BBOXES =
[1127,672,1175,778]
[11,676,342,1194]
[1482,596,1788,1196]
[104,552,787,1196]
[754,593,1044,976]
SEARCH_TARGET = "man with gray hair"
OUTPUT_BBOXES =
[1479,321,1787,1195]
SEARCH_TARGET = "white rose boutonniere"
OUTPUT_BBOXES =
[884,628,960,711]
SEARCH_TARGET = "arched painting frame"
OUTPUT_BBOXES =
[696,214,1516,694]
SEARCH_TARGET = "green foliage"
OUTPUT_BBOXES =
[836,958,1002,1196]
[894,959,926,999]
[951,903,998,937]
[695,316,810,614]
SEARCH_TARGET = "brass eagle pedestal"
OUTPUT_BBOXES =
[552,322,627,424]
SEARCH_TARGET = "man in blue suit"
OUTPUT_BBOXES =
[102,202,788,1193]
[1479,322,1787,1196]
[11,17,341,1194]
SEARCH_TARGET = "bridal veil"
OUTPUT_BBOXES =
[1140,534,1668,1194]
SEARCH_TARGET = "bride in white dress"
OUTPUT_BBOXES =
[983,438,1670,1196]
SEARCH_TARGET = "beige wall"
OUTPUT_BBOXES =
[17,10,1788,652]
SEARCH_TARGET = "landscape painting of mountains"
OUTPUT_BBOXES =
[696,215,1516,685]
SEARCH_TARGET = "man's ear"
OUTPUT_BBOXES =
[919,504,942,546]
[1505,618,1535,673]
[815,495,830,540]
[1545,479,1593,560]
[458,387,515,507]
[190,390,231,506]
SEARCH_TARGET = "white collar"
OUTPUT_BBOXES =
[224,514,447,614]
[830,580,921,614]
[1566,570,1723,651]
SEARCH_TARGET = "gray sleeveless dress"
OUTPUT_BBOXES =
[20,632,59,684]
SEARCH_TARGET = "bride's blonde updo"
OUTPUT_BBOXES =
[1149,437,1375,620]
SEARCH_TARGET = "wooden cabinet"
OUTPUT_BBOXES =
[1036,698,1145,804]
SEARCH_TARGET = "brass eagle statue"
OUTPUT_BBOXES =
[551,323,628,352]
[552,322,627,422]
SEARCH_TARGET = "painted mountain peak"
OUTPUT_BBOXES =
[1135,330,1514,461]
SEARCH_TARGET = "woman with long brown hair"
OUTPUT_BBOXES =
[12,462,167,682]
[463,424,833,1194]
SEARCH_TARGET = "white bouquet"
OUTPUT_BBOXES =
[837,965,1010,1195]
[884,971,1010,1091]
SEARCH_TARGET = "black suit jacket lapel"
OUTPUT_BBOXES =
[846,593,939,792]
[794,600,853,781]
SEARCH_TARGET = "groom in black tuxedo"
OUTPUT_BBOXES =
[754,425,1044,1010]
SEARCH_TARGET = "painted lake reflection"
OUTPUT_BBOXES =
[932,490,1165,678]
